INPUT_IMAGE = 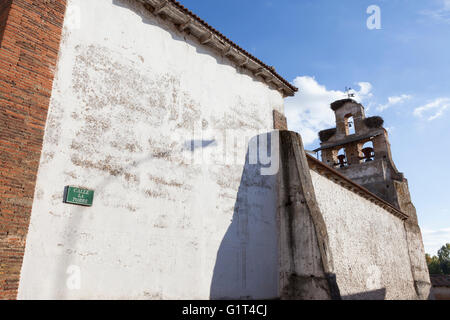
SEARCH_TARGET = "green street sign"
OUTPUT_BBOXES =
[64,186,94,207]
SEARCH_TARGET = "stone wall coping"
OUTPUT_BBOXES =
[306,154,409,221]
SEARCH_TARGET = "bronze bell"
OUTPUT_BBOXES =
[337,154,347,168]
[362,147,374,162]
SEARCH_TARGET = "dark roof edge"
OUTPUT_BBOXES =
[430,274,450,287]
[139,0,298,96]
[306,154,409,221]
[314,131,383,152]
[331,98,363,111]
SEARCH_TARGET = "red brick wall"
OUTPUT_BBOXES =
[0,1,12,47]
[273,110,288,130]
[0,0,66,299]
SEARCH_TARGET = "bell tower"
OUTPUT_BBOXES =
[314,98,432,299]
[315,98,408,209]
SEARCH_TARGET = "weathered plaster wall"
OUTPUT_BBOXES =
[310,170,418,299]
[18,0,284,299]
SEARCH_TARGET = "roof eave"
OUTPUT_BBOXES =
[138,0,298,97]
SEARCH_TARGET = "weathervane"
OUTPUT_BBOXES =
[345,86,355,98]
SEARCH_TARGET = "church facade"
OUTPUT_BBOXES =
[0,0,431,300]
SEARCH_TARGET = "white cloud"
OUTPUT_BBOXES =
[385,126,395,134]
[284,76,373,146]
[377,94,412,112]
[413,98,450,121]
[422,227,450,255]
[357,82,373,99]
[421,0,450,23]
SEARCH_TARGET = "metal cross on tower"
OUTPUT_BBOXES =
[345,86,355,98]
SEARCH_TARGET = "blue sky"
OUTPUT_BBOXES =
[181,0,450,255]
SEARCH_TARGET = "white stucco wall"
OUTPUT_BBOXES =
[310,170,418,300]
[18,0,284,299]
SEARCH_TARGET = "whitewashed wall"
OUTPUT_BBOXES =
[310,170,418,300]
[18,0,284,299]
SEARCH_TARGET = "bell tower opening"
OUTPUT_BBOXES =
[361,141,375,162]
[345,114,355,135]
[337,148,348,168]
